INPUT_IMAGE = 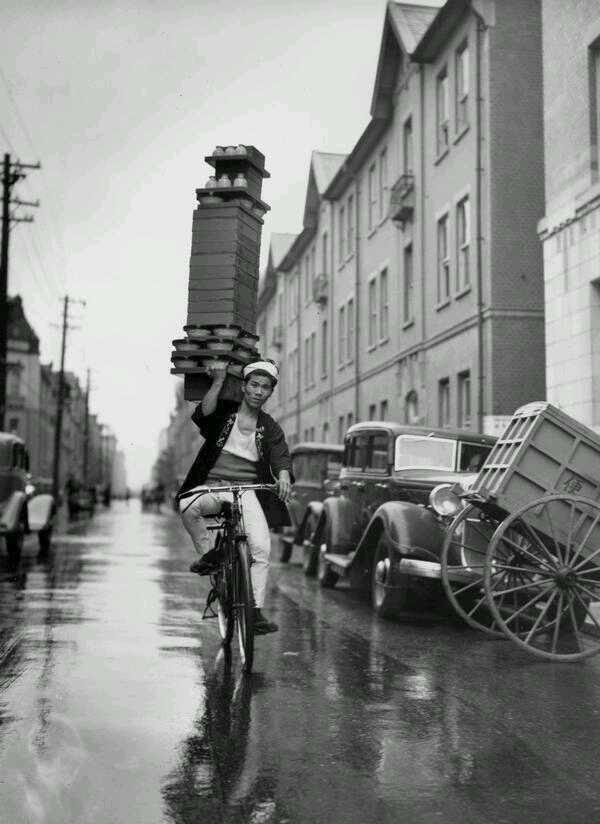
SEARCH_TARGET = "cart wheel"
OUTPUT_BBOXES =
[484,494,600,661]
[441,505,505,636]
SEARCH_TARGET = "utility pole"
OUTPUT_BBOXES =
[0,153,40,430]
[51,296,69,500]
[83,368,90,486]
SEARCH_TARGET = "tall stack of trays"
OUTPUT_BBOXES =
[171,145,270,402]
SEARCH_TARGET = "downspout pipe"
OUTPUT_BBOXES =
[475,16,485,433]
[354,176,361,422]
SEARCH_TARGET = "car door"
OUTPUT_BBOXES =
[361,430,393,526]
[340,432,369,544]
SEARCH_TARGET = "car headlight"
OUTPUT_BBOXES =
[25,483,36,496]
[429,484,463,517]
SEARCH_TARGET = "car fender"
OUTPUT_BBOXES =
[1,491,29,533]
[314,495,354,553]
[349,501,445,586]
[27,494,56,533]
[297,501,324,543]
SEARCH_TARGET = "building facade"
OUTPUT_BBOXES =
[538,0,600,428]
[258,0,546,444]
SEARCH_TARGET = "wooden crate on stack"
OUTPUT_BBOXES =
[171,145,270,402]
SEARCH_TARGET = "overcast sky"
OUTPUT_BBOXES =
[0,0,443,489]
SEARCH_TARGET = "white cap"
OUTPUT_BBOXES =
[242,360,279,382]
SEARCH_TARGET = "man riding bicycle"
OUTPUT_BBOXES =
[178,359,293,635]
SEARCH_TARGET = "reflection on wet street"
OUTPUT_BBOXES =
[1,502,600,823]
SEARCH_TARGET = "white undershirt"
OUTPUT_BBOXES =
[222,415,258,463]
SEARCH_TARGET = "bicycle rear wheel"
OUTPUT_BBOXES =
[235,539,255,673]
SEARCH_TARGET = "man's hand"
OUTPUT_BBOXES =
[206,364,228,384]
[276,470,292,503]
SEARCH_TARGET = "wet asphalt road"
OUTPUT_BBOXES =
[2,503,600,823]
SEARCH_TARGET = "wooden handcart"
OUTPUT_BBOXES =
[440,402,600,661]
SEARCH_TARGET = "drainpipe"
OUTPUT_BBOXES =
[475,17,485,433]
[329,201,335,430]
[419,65,426,415]
[354,176,361,422]
[297,263,302,441]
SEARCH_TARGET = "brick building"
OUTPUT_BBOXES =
[538,0,600,428]
[258,0,546,444]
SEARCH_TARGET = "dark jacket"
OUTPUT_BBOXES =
[178,400,293,528]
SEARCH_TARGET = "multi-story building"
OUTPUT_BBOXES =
[538,0,600,428]
[258,0,546,443]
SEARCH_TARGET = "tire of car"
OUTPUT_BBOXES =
[318,548,338,589]
[371,535,410,619]
[302,511,321,577]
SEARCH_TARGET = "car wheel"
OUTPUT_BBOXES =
[371,536,409,619]
[302,512,320,577]
[278,536,293,563]
[6,524,25,567]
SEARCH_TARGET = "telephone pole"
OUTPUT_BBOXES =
[0,152,40,429]
[51,296,69,500]
[83,368,91,486]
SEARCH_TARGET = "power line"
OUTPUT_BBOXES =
[0,65,38,159]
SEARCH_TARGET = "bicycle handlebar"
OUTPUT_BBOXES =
[178,482,278,502]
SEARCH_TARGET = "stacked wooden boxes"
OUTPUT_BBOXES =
[171,145,270,401]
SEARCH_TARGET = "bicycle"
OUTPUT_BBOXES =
[179,482,278,673]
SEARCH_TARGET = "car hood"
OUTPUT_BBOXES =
[392,469,478,487]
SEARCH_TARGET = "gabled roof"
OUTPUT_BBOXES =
[303,151,347,227]
[370,2,440,117]
[268,233,297,271]
[413,0,473,63]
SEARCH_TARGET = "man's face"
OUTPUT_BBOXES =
[242,373,274,409]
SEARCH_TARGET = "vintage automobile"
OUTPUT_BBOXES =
[0,433,55,563]
[307,421,496,617]
[278,442,344,563]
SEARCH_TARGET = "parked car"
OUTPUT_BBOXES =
[278,442,344,563]
[307,422,496,616]
[0,433,55,563]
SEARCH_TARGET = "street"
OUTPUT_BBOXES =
[2,502,600,824]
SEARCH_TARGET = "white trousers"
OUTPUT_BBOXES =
[180,485,271,608]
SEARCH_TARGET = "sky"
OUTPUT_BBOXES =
[0,0,443,489]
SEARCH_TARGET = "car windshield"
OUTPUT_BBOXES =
[394,435,456,471]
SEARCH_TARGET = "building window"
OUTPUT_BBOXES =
[379,147,388,221]
[379,268,389,341]
[310,331,316,385]
[347,297,355,362]
[311,246,316,294]
[458,371,471,428]
[403,243,414,323]
[368,162,377,231]
[590,40,600,178]
[369,403,377,421]
[405,390,419,425]
[456,196,470,290]
[380,400,388,421]
[436,66,450,155]
[368,278,377,347]
[437,214,450,303]
[304,256,310,305]
[347,195,354,254]
[322,232,328,277]
[310,426,315,441]
[347,412,354,430]
[456,43,469,131]
[338,415,345,443]
[339,205,345,263]
[8,417,18,433]
[403,117,413,174]
[321,319,328,377]
[322,422,329,442]
[338,305,346,367]
[439,378,450,428]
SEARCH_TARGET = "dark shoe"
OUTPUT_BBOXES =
[253,608,278,635]
[190,548,220,575]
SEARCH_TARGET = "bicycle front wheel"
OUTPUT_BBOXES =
[235,540,255,673]
[214,535,234,646]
